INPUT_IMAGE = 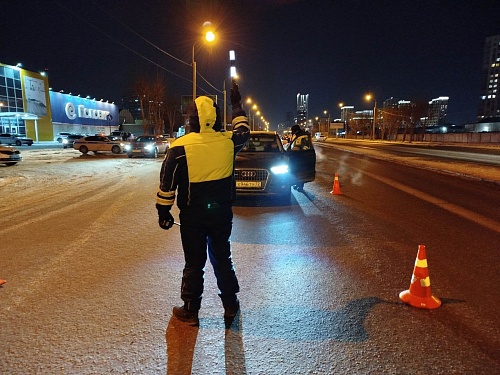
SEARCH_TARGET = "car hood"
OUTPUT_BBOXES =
[235,152,289,169]
[129,140,155,146]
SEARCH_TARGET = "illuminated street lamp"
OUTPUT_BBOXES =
[324,110,330,135]
[223,50,237,130]
[192,23,215,103]
[246,98,258,130]
[365,94,377,140]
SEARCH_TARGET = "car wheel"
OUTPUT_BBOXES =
[15,140,22,146]
[4,162,17,166]
[79,145,89,154]
[111,145,121,154]
[153,148,159,158]
[128,153,133,158]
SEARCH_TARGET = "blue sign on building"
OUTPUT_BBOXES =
[50,92,119,126]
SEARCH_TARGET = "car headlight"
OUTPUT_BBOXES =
[144,144,154,151]
[270,164,289,175]
[124,144,131,151]
[62,139,68,144]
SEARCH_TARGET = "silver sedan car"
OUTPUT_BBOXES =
[124,135,169,158]
[73,135,129,154]
[0,145,22,166]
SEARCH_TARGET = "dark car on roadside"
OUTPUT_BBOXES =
[124,134,169,158]
[62,134,84,149]
[234,131,316,202]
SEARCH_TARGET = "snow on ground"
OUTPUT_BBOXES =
[0,146,157,190]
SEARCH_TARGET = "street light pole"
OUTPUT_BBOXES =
[192,26,215,105]
[223,79,227,131]
[365,94,377,140]
[192,44,196,103]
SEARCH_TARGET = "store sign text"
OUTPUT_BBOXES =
[65,102,110,121]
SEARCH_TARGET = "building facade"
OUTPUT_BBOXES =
[478,35,500,121]
[0,62,119,141]
[0,63,52,141]
[428,96,449,126]
[296,93,309,127]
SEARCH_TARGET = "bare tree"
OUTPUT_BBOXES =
[133,73,168,135]
[133,78,151,135]
[164,96,181,136]
[380,106,399,141]
[412,99,430,141]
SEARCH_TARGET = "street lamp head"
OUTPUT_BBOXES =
[205,30,215,43]
[365,94,373,102]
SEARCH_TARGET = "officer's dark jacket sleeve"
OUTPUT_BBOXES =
[156,113,249,210]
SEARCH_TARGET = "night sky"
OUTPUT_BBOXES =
[2,0,499,127]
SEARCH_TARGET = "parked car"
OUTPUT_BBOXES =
[62,134,84,149]
[0,133,34,146]
[73,135,129,154]
[234,131,316,202]
[124,134,169,158]
[54,132,72,143]
[110,131,134,140]
[314,132,328,141]
[0,145,22,166]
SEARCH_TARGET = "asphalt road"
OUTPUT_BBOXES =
[1,142,499,374]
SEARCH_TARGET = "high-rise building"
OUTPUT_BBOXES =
[428,96,449,126]
[478,35,500,121]
[296,93,308,127]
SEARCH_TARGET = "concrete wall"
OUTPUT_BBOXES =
[393,132,500,144]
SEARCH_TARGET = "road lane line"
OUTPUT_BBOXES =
[362,170,500,234]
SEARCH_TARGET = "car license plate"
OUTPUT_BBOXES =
[236,181,261,188]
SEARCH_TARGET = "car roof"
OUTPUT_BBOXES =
[249,131,278,135]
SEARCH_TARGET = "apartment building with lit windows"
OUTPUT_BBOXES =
[478,35,500,120]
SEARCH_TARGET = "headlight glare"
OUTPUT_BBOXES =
[270,164,289,175]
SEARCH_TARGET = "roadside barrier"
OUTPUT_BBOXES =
[399,245,441,309]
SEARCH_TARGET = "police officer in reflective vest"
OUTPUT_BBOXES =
[156,81,250,326]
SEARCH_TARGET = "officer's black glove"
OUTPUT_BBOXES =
[156,203,174,230]
[230,80,245,117]
[230,80,242,107]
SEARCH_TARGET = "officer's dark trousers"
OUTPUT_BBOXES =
[179,207,239,312]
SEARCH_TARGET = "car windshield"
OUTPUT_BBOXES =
[136,136,155,142]
[241,136,281,152]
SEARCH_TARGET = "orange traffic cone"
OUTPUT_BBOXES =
[0,279,6,286]
[330,173,343,195]
[399,245,441,309]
